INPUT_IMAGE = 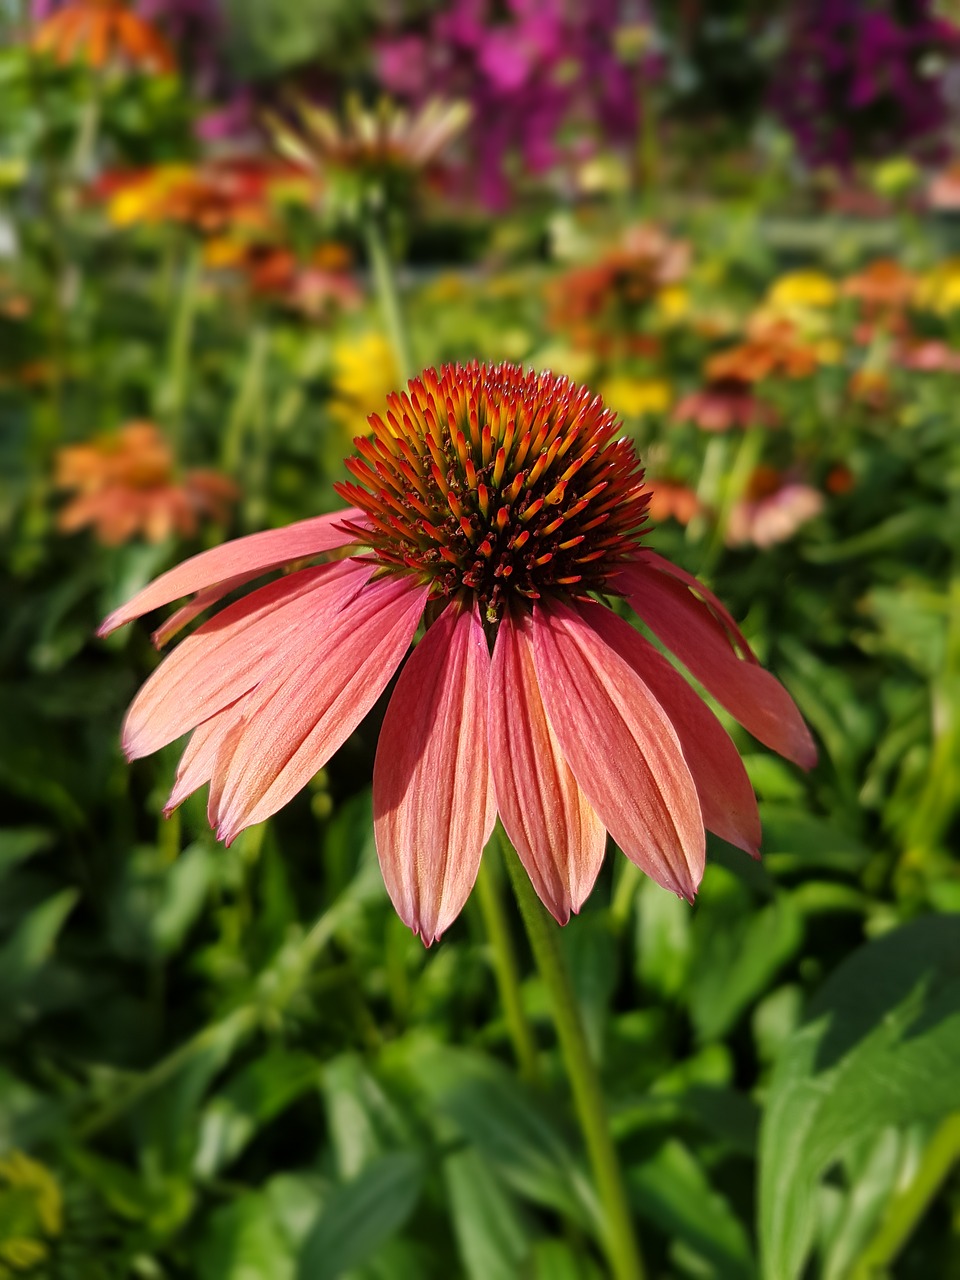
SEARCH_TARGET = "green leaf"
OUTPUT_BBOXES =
[635,875,692,1001]
[759,916,960,1280]
[444,1147,531,1280]
[529,1239,606,1280]
[0,888,78,1010]
[0,828,53,881]
[296,1152,423,1280]
[197,1193,295,1280]
[194,1050,320,1178]
[630,1139,756,1279]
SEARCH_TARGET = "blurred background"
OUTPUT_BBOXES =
[1,2,959,1278]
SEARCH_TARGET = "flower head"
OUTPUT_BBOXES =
[673,379,777,432]
[32,0,176,74]
[102,364,815,943]
[56,421,236,545]
[727,466,824,548]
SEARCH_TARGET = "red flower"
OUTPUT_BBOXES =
[102,364,815,942]
[33,0,175,75]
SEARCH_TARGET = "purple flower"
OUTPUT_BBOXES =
[772,0,960,169]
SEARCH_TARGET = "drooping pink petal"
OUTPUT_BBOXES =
[210,572,429,844]
[489,609,606,923]
[581,602,761,857]
[618,560,817,769]
[98,507,364,637]
[164,701,244,813]
[123,561,371,760]
[633,550,757,660]
[532,599,705,900]
[374,600,496,944]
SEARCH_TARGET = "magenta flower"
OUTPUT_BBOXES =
[102,364,815,943]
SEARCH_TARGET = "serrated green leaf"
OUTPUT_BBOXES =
[759,916,960,1280]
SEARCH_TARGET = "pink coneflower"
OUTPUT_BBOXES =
[101,364,816,943]
[727,466,824,548]
[672,378,778,432]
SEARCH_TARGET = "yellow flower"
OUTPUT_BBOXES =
[655,285,689,324]
[0,1151,63,1278]
[598,375,672,418]
[527,344,597,385]
[767,271,837,311]
[329,333,400,436]
[915,260,960,314]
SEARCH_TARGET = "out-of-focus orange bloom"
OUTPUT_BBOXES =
[33,0,175,75]
[94,159,315,235]
[672,378,778,432]
[848,367,893,410]
[727,466,823,548]
[55,421,237,545]
[646,479,703,526]
[706,321,819,383]
[825,464,856,495]
[547,225,689,351]
[842,259,916,309]
[204,239,362,319]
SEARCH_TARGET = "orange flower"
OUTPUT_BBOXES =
[33,0,176,75]
[645,479,703,526]
[706,322,819,383]
[848,367,893,410]
[842,259,916,310]
[55,421,237,545]
[95,159,314,235]
[547,225,689,351]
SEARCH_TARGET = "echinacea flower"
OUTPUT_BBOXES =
[56,421,237,545]
[727,466,824,548]
[101,364,816,943]
[32,0,176,74]
[672,379,777,433]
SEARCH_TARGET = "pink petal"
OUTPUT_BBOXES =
[489,609,606,923]
[632,551,757,659]
[164,702,243,813]
[618,560,817,769]
[532,599,705,900]
[581,603,761,857]
[374,600,496,944]
[211,573,429,843]
[123,561,371,760]
[98,507,364,637]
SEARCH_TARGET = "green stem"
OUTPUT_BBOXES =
[502,842,646,1280]
[363,213,414,384]
[848,1113,960,1280]
[158,241,202,453]
[700,424,766,579]
[474,849,541,1084]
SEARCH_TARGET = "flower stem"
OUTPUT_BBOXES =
[502,842,646,1280]
[158,241,202,453]
[363,213,414,384]
[474,848,541,1085]
[849,1113,960,1280]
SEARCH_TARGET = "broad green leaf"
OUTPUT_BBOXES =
[759,916,960,1280]
[296,1152,423,1280]
[630,1139,756,1280]
[560,914,618,1062]
[635,875,692,1001]
[197,1193,294,1280]
[444,1147,531,1280]
[688,867,803,1041]
[0,888,78,1009]
[107,842,211,961]
[402,1042,600,1232]
[757,806,872,877]
[0,829,53,881]
[322,1054,420,1180]
[530,1239,606,1280]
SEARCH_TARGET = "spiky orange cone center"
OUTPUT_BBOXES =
[335,363,651,625]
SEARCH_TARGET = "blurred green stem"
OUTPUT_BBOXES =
[475,847,541,1084]
[159,241,202,452]
[503,841,646,1280]
[848,1113,960,1280]
[699,425,765,579]
[364,213,414,384]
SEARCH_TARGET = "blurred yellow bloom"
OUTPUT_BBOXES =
[655,285,689,324]
[767,271,837,310]
[0,1151,63,1277]
[814,337,844,364]
[329,333,400,436]
[422,272,469,304]
[915,260,960,314]
[598,375,672,417]
[527,343,597,385]
[106,164,195,226]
